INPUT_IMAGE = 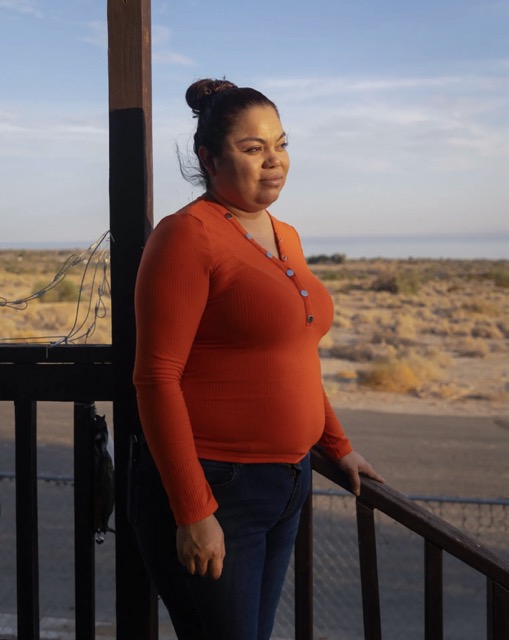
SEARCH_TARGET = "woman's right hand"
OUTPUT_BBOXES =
[176,514,225,579]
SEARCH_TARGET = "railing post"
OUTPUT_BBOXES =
[15,398,40,640]
[74,401,96,640]
[487,580,509,640]
[294,484,314,640]
[356,499,382,640]
[424,540,443,639]
[108,1,157,638]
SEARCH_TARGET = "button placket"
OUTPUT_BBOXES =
[224,211,314,325]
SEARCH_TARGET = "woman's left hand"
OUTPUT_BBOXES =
[336,451,385,496]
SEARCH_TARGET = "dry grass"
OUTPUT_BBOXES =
[314,258,509,404]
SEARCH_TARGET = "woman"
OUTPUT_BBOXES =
[133,78,383,640]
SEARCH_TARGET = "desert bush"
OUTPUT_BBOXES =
[461,298,504,317]
[471,321,503,339]
[329,342,376,362]
[33,279,80,303]
[318,271,347,281]
[490,266,509,289]
[456,338,490,358]
[359,357,420,393]
[307,253,346,265]
[358,349,445,394]
[371,268,420,295]
[497,322,509,338]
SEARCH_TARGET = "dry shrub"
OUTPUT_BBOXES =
[371,268,421,295]
[456,338,490,358]
[497,322,509,338]
[33,278,80,303]
[423,319,451,337]
[330,342,376,362]
[461,299,504,317]
[334,369,358,381]
[359,349,445,394]
[490,266,509,288]
[359,358,420,393]
[471,321,503,339]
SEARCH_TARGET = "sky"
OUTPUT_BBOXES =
[0,0,508,256]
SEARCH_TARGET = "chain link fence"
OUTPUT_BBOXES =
[0,475,508,640]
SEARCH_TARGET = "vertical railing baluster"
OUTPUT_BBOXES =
[74,401,96,640]
[295,484,314,640]
[15,398,40,640]
[356,500,382,640]
[487,579,509,640]
[424,540,443,639]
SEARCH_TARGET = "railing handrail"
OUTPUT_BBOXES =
[0,344,112,364]
[311,447,509,590]
[313,487,509,506]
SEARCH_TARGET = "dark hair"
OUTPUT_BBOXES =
[180,78,279,187]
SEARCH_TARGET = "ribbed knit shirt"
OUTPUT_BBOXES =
[133,196,352,525]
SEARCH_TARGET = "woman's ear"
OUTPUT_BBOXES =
[198,146,216,177]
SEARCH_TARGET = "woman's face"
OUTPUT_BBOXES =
[199,105,290,215]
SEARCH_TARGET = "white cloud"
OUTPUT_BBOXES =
[152,51,195,66]
[152,24,196,66]
[0,0,41,17]
[262,69,509,179]
[265,73,508,101]
[0,109,107,159]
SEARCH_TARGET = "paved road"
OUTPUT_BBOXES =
[1,402,508,498]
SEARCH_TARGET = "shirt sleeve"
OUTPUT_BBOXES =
[133,213,218,525]
[316,386,354,461]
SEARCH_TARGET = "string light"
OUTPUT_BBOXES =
[0,231,112,345]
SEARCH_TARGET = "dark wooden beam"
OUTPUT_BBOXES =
[107,1,158,638]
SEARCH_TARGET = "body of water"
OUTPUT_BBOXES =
[300,233,509,260]
[1,232,508,260]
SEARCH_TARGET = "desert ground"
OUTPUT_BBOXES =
[1,249,508,420]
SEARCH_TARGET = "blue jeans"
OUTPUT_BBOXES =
[132,445,311,640]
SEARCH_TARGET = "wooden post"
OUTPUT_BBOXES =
[107,1,157,638]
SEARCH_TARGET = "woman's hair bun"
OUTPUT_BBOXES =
[185,78,238,116]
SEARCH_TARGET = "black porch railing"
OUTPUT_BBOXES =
[299,449,509,640]
[1,344,509,639]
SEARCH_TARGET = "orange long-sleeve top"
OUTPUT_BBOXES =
[133,196,352,525]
